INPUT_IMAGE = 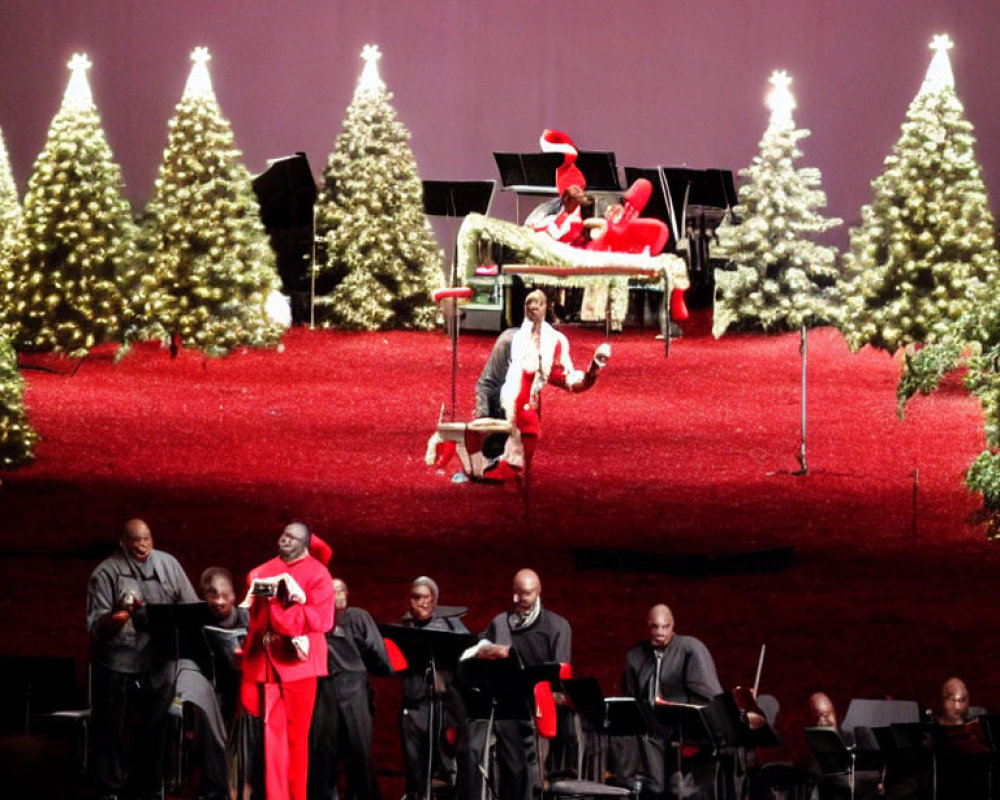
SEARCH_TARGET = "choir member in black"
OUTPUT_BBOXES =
[620,604,722,800]
[308,578,393,800]
[468,568,572,800]
[933,676,990,800]
[200,567,249,728]
[398,576,469,800]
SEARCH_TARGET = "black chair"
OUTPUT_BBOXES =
[0,655,91,772]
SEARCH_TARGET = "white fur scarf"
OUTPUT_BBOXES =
[500,317,558,419]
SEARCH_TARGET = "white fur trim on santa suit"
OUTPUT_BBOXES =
[500,318,584,421]
[539,129,578,159]
[532,206,584,244]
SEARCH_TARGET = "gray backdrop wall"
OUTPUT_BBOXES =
[1,1,998,247]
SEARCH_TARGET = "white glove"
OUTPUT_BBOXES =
[593,343,611,369]
[291,635,310,661]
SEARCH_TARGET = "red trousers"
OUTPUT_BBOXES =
[259,677,318,800]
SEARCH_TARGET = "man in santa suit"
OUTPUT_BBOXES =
[240,522,335,800]
[481,289,610,483]
[526,130,590,247]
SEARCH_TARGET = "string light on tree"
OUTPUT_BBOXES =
[127,46,284,357]
[714,67,840,338]
[889,35,1000,533]
[0,333,36,469]
[5,53,135,356]
[314,43,443,330]
[840,32,997,355]
[0,124,23,303]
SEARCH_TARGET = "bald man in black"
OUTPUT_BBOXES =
[466,569,572,800]
[620,604,722,800]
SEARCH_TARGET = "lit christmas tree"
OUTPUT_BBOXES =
[7,54,135,356]
[315,44,444,330]
[0,333,37,469]
[840,35,999,354]
[892,36,1000,535]
[0,125,22,312]
[713,71,841,474]
[713,70,841,338]
[134,47,284,356]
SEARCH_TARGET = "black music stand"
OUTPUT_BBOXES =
[575,151,622,193]
[380,623,478,800]
[423,180,496,421]
[252,152,319,325]
[378,622,477,676]
[457,656,562,800]
[622,165,736,289]
[842,697,920,780]
[146,602,216,674]
[561,683,655,784]
[656,693,766,800]
[494,151,622,222]
[804,727,859,800]
[422,180,497,284]
[146,601,219,790]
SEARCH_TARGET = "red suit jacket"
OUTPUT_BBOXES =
[241,554,335,686]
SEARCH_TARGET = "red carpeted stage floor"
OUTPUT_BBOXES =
[1,311,998,790]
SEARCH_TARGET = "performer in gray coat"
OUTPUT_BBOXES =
[86,518,212,799]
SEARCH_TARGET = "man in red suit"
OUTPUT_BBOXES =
[240,522,335,800]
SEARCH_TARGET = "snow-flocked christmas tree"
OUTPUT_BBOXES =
[6,54,135,356]
[133,47,284,357]
[315,44,444,330]
[712,71,841,474]
[840,35,999,355]
[713,70,841,338]
[0,333,36,469]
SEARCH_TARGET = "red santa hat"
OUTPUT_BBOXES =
[310,533,333,566]
[540,129,586,196]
